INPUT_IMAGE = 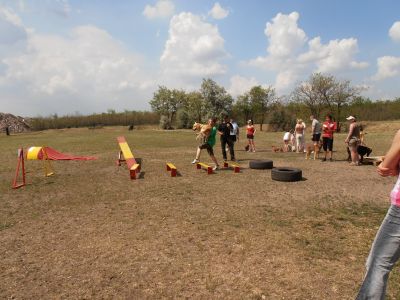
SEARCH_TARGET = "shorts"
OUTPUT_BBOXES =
[322,137,333,152]
[348,137,360,151]
[247,134,254,139]
[312,133,321,142]
[199,143,214,156]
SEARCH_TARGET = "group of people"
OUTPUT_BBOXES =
[282,114,364,164]
[191,116,257,170]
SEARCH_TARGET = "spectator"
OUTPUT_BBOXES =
[246,120,256,152]
[295,119,305,153]
[345,116,361,166]
[356,129,400,299]
[321,114,337,161]
[310,115,321,148]
[283,130,294,152]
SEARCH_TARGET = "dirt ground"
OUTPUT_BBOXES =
[1,125,400,299]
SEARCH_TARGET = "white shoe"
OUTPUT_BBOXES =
[191,159,199,164]
[212,165,219,171]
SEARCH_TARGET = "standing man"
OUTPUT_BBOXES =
[322,114,337,162]
[345,115,361,166]
[218,115,235,161]
[229,118,239,157]
[310,115,321,151]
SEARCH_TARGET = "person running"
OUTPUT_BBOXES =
[295,119,305,153]
[246,120,256,152]
[321,114,336,161]
[310,114,321,147]
[191,118,220,170]
[218,115,235,161]
[356,129,400,299]
[345,115,361,166]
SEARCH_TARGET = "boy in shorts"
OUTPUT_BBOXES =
[191,118,220,170]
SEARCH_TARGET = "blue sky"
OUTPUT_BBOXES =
[1,0,400,116]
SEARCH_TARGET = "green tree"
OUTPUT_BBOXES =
[200,78,233,118]
[249,85,276,131]
[233,93,253,125]
[149,86,185,129]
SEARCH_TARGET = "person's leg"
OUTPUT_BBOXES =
[329,139,334,160]
[356,205,400,299]
[322,137,328,161]
[221,139,227,160]
[251,138,256,152]
[228,139,235,160]
[296,134,301,153]
[207,146,219,169]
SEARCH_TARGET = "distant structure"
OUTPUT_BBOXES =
[0,113,30,134]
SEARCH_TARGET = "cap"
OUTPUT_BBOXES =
[346,116,356,121]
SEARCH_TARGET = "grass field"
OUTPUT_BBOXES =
[1,124,400,299]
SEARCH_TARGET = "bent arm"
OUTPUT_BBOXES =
[377,129,400,176]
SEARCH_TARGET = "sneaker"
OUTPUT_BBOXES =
[191,159,199,164]
[252,150,256,153]
[231,158,236,162]
[212,165,219,171]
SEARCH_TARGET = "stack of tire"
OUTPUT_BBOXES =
[249,159,302,182]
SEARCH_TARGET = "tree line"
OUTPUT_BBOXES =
[150,74,400,131]
[29,110,159,131]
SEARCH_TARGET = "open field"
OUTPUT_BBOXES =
[1,125,400,299]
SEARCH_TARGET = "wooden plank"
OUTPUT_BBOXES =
[196,162,212,174]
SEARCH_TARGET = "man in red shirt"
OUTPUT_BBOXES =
[322,114,337,161]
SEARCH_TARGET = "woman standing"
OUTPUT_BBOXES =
[356,129,400,299]
[246,120,256,152]
[295,119,305,153]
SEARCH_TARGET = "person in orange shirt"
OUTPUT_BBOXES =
[321,114,337,161]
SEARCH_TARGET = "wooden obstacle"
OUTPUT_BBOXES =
[166,163,177,177]
[363,156,385,166]
[223,161,240,173]
[117,136,141,180]
[196,162,213,174]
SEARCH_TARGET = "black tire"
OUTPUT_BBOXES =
[271,167,302,182]
[249,159,273,169]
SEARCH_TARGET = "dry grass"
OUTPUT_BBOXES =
[1,125,400,299]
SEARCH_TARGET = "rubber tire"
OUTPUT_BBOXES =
[271,167,302,182]
[249,159,273,169]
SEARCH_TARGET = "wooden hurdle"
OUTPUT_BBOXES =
[116,136,141,180]
[196,162,213,174]
[223,162,240,173]
[166,163,177,177]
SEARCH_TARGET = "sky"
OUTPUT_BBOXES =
[1,0,400,117]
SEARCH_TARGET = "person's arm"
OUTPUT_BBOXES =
[345,123,354,143]
[236,126,239,141]
[378,129,400,177]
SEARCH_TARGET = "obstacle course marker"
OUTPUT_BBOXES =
[12,148,26,189]
[196,162,213,174]
[117,136,141,180]
[166,163,177,177]
[223,162,240,173]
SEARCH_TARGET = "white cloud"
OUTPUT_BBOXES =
[389,21,400,42]
[247,11,367,93]
[209,2,229,20]
[143,0,174,19]
[373,56,400,80]
[0,21,155,115]
[228,75,260,97]
[50,0,71,17]
[160,12,227,84]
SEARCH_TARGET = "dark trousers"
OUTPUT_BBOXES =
[221,138,235,160]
